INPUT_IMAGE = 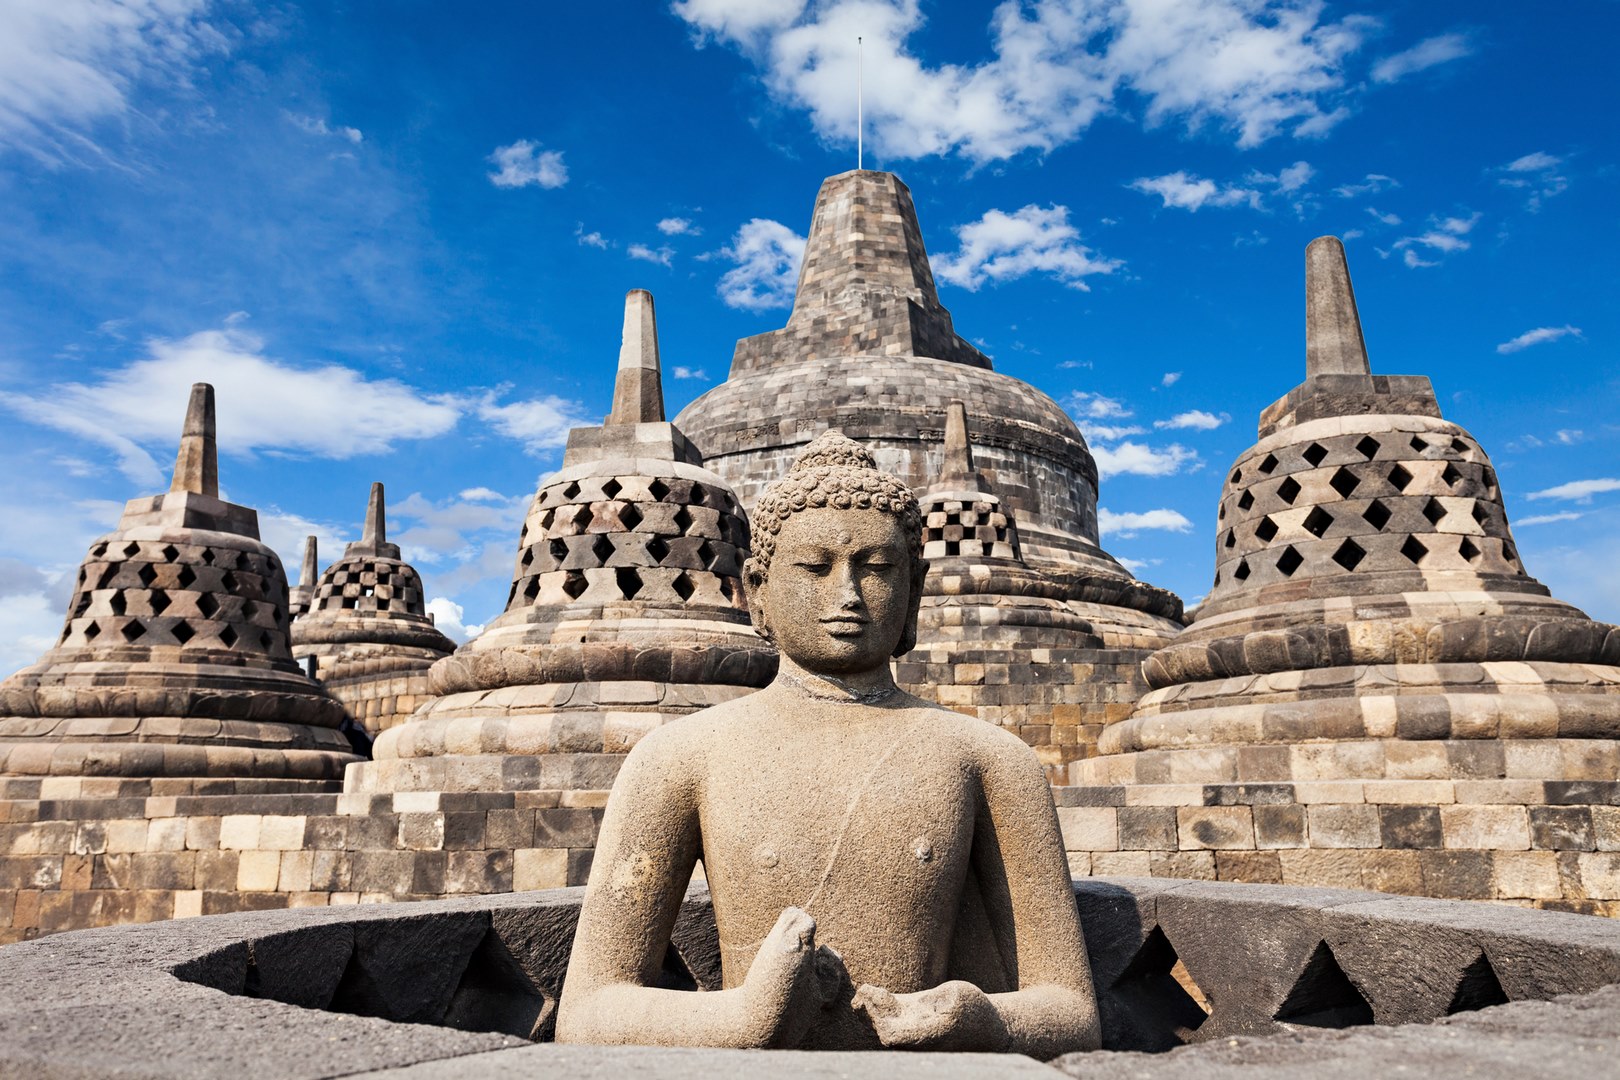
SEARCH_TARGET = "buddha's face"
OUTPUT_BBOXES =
[757,507,916,676]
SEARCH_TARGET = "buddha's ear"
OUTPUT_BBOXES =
[744,558,773,643]
[892,556,928,658]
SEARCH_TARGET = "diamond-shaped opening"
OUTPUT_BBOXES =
[1503,541,1519,564]
[1230,467,1243,484]
[549,538,567,562]
[1212,570,1221,587]
[674,506,694,533]
[615,567,642,600]
[1410,435,1428,452]
[149,591,171,616]
[1303,443,1329,467]
[1233,558,1251,581]
[1258,453,1279,474]
[1254,517,1279,543]
[1237,491,1254,512]
[1277,477,1302,505]
[91,543,108,558]
[259,630,274,650]
[590,534,614,565]
[219,625,237,648]
[1446,952,1509,1015]
[1362,500,1392,531]
[242,600,258,620]
[1441,462,1463,487]
[1401,536,1428,564]
[1332,539,1367,572]
[1329,467,1360,498]
[1303,507,1334,538]
[96,564,119,589]
[136,563,158,587]
[562,481,581,500]
[177,566,196,588]
[649,478,670,502]
[601,478,622,499]
[1482,466,1498,494]
[1107,926,1210,1052]
[673,572,696,601]
[1277,546,1304,576]
[201,548,216,565]
[1355,436,1381,460]
[519,548,534,570]
[1459,537,1482,564]
[197,593,219,618]
[562,571,588,600]
[645,536,670,563]
[519,524,529,544]
[1422,497,1447,525]
[1471,502,1489,526]
[110,592,127,615]
[1218,505,1227,522]
[522,577,541,602]
[172,621,195,645]
[221,571,239,594]
[1388,464,1413,492]
[720,577,735,601]
[690,483,707,506]
[1223,529,1236,549]
[157,543,179,563]
[83,621,101,641]
[72,593,91,617]
[1451,437,1470,454]
[619,504,643,532]
[1274,942,1374,1029]
[697,539,716,568]
[120,621,146,643]
[122,541,141,558]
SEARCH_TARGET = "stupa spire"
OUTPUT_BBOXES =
[363,482,387,546]
[1305,236,1370,377]
[939,399,991,493]
[300,536,319,589]
[608,289,664,425]
[169,382,218,497]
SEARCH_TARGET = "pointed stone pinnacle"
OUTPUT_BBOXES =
[363,482,386,547]
[938,400,992,493]
[608,289,665,425]
[1305,236,1370,378]
[169,383,218,497]
[299,536,318,589]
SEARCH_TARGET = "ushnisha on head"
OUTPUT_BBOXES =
[745,431,926,668]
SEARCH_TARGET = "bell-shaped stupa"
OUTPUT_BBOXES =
[0,384,356,790]
[290,483,456,736]
[350,290,776,794]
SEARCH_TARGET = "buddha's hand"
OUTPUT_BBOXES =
[852,980,1003,1052]
[742,907,845,1047]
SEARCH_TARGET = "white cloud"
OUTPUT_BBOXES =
[256,508,348,579]
[1274,160,1315,193]
[628,243,674,267]
[0,589,59,678]
[1393,211,1480,267]
[1494,151,1568,211]
[458,487,507,502]
[1091,441,1199,479]
[1082,423,1146,442]
[1527,479,1620,503]
[1130,171,1259,211]
[1065,391,1132,420]
[575,224,609,249]
[393,489,529,566]
[425,597,485,644]
[0,0,226,164]
[1340,228,1364,240]
[474,391,591,454]
[1370,32,1472,84]
[1161,372,1182,387]
[1097,507,1194,537]
[716,218,807,311]
[1497,325,1583,354]
[657,217,700,236]
[1505,151,1561,174]
[1556,429,1584,446]
[0,325,465,487]
[1155,410,1228,431]
[487,139,569,189]
[672,366,709,381]
[1333,173,1397,198]
[1366,207,1401,226]
[286,112,362,144]
[675,0,1374,162]
[933,205,1120,291]
[1516,511,1584,527]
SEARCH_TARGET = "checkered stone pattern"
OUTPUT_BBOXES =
[56,536,293,661]
[311,558,426,617]
[1209,417,1528,608]
[921,494,1020,562]
[505,472,749,614]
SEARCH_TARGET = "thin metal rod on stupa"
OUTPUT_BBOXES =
[363,482,386,546]
[169,382,218,497]
[1305,236,1370,377]
[299,536,318,589]
[607,289,665,425]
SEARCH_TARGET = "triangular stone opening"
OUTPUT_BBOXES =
[1106,925,1210,1051]
[1446,951,1509,1015]
[440,927,553,1040]
[1274,941,1374,1028]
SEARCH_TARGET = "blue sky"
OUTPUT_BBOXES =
[1,1,1616,673]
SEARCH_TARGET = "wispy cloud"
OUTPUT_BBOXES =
[473,391,591,454]
[1155,410,1228,431]
[1494,151,1568,211]
[1527,478,1620,502]
[1091,441,1199,479]
[1371,33,1472,84]
[1334,173,1398,198]
[1497,325,1583,354]
[1366,207,1402,226]
[487,139,569,189]
[933,205,1120,291]
[1394,211,1480,268]
[716,218,806,311]
[1130,171,1259,211]
[628,243,674,266]
[1098,507,1194,537]
[1516,512,1584,527]
[575,224,609,249]
[657,217,700,236]
[1161,372,1182,387]
[285,112,362,144]
[672,366,708,380]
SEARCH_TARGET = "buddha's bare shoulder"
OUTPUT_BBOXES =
[891,690,1048,771]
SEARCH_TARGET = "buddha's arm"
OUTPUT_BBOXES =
[554,733,832,1048]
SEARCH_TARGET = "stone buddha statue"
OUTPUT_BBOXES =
[556,432,1099,1056]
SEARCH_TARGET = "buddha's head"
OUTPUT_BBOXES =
[745,432,926,676]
